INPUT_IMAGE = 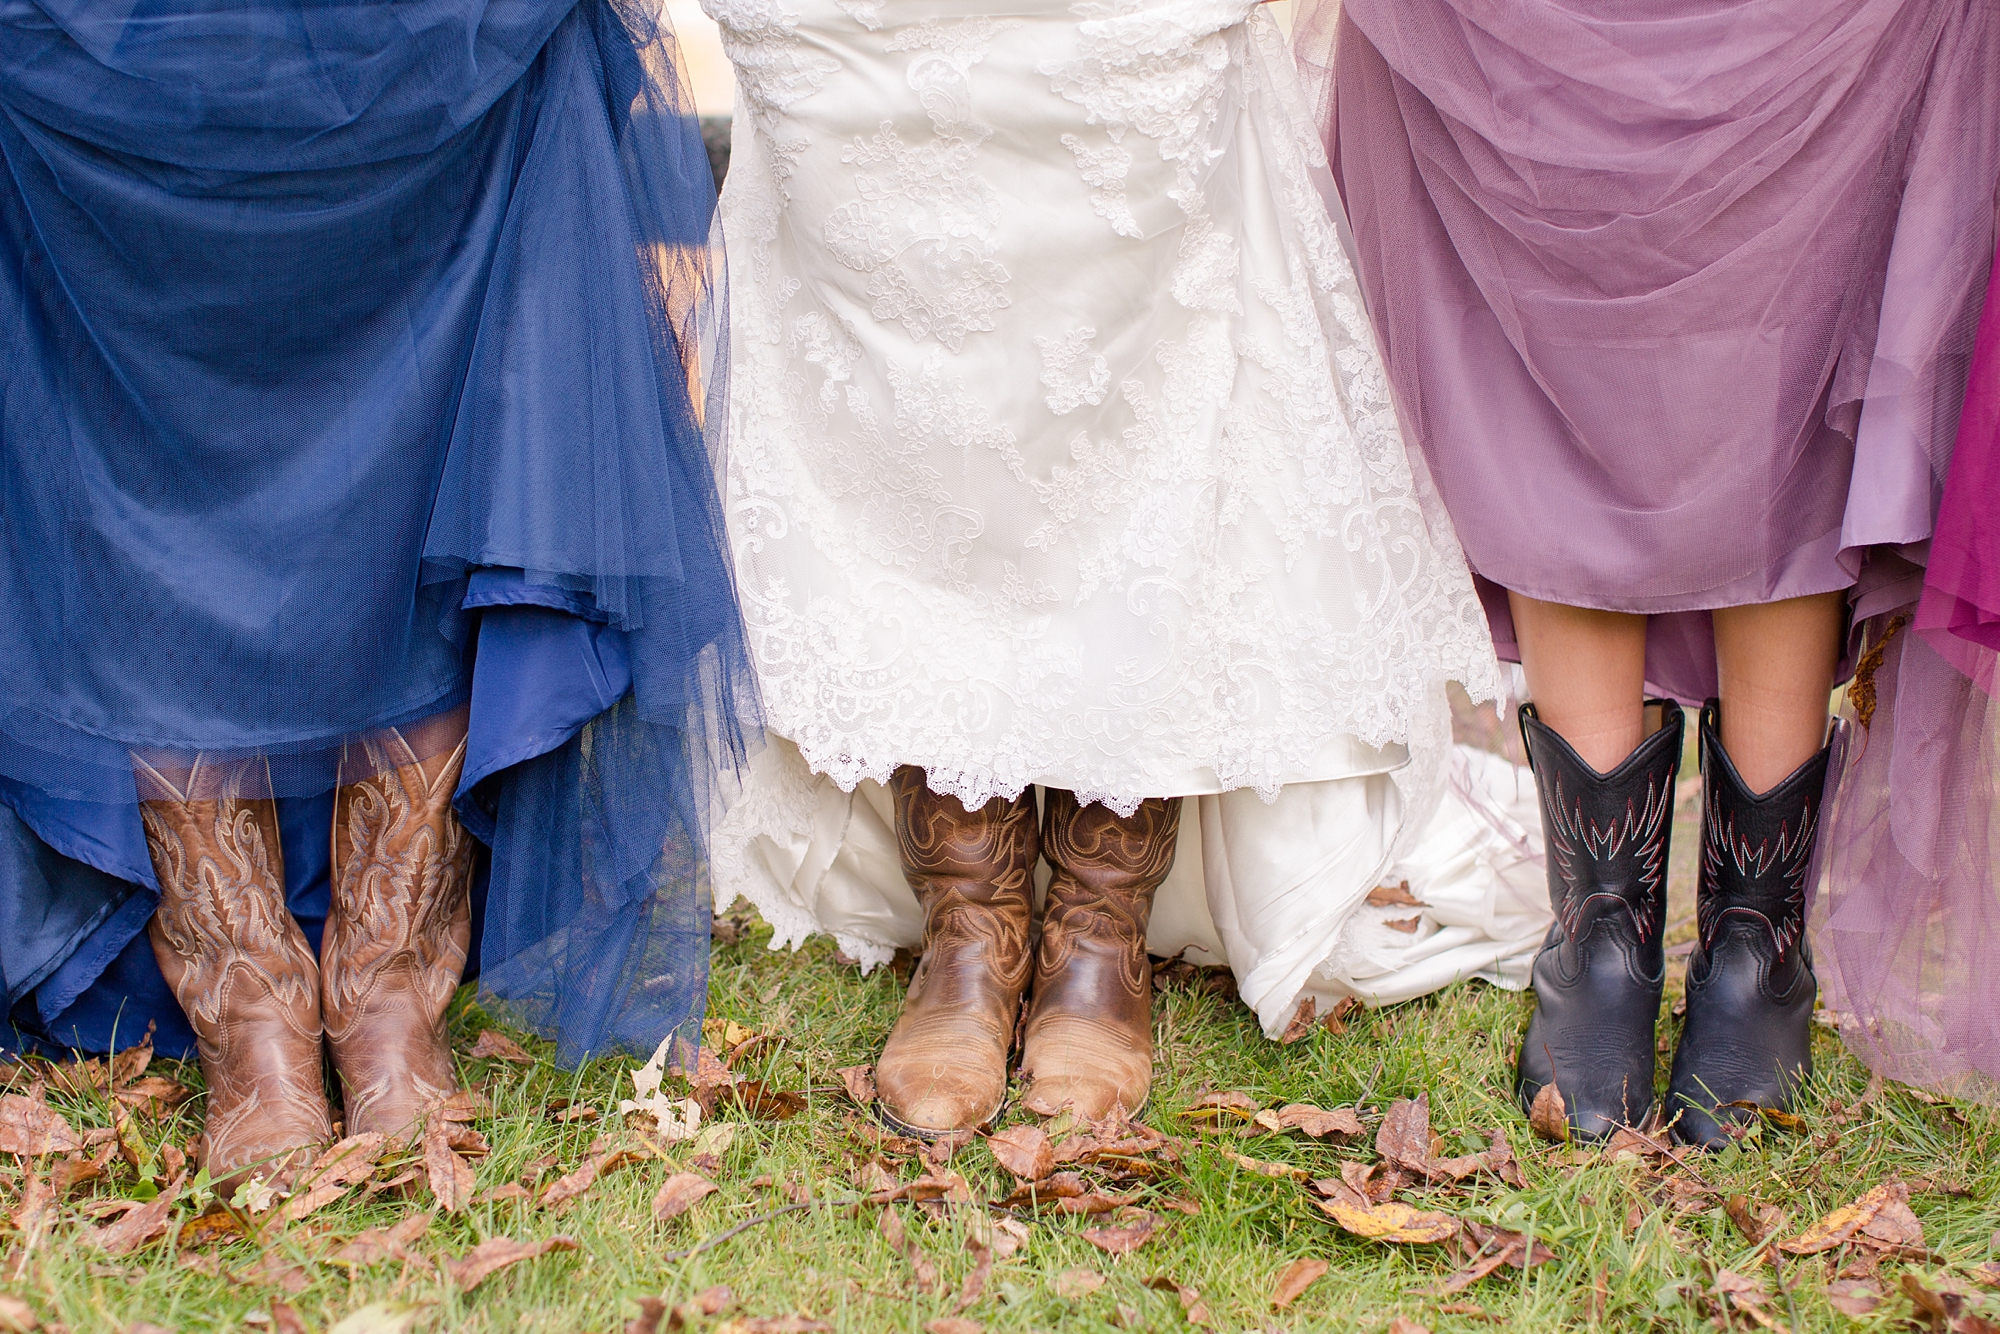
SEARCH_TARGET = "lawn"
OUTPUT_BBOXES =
[4,760,1997,1334]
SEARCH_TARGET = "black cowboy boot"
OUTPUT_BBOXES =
[1516,700,1682,1141]
[1666,701,1828,1148]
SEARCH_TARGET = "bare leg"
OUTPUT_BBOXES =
[1508,592,1650,771]
[1711,592,1843,793]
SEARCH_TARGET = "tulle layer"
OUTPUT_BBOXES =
[0,0,753,1061]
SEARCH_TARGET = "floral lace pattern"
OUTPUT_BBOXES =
[708,0,1500,815]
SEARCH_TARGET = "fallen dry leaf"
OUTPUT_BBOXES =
[283,1132,389,1222]
[468,1030,536,1064]
[713,1319,831,1334]
[1969,1263,2000,1289]
[178,1204,250,1249]
[1180,1092,1260,1127]
[720,1080,808,1122]
[8,1170,55,1253]
[620,1036,707,1139]
[1375,1095,1432,1170]
[1275,1104,1363,1140]
[445,1235,579,1290]
[1314,1197,1457,1244]
[1386,1319,1432,1334]
[115,1075,194,1117]
[1143,1276,1213,1326]
[1219,1146,1308,1181]
[1716,1270,1780,1331]
[1780,1181,1910,1255]
[327,1212,433,1268]
[51,1143,116,1197]
[325,1302,423,1334]
[1109,1304,1142,1329]
[955,1233,994,1312]
[1824,1278,1883,1316]
[1720,1100,1808,1134]
[0,1294,36,1333]
[652,1172,718,1223]
[423,1119,475,1213]
[1270,1257,1328,1309]
[1279,997,1318,1044]
[540,1137,648,1210]
[0,1093,82,1156]
[1320,995,1363,1036]
[1368,880,1425,908]
[1527,1083,1569,1143]
[1082,1210,1159,1256]
[836,1065,877,1105]
[1724,1194,1784,1247]
[924,1321,982,1334]
[879,1207,940,1294]
[987,1125,1055,1181]
[89,1174,184,1256]
[1055,1268,1106,1300]
[269,1303,310,1334]
[1431,1221,1556,1295]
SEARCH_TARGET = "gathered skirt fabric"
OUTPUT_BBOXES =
[1300,0,1999,704]
[0,0,753,1061]
[706,0,1501,815]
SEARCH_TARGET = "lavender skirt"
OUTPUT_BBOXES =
[1294,0,2000,1098]
[1298,0,1998,703]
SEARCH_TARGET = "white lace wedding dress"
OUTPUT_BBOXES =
[703,0,1551,1032]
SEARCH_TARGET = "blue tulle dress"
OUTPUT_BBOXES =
[0,0,753,1063]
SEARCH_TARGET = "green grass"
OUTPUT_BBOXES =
[5,809,1998,1333]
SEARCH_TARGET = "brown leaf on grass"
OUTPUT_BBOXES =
[1824,1278,1883,1316]
[714,1319,831,1334]
[0,1093,82,1156]
[1601,1125,1668,1162]
[177,1249,312,1292]
[1274,1104,1363,1140]
[327,1211,433,1268]
[688,1045,739,1092]
[987,1124,1054,1181]
[835,1065,876,1106]
[1279,997,1317,1044]
[954,1233,993,1312]
[1779,1180,1910,1255]
[89,1174,183,1256]
[1368,880,1425,908]
[1270,1257,1328,1309]
[51,1142,117,1197]
[1143,1276,1213,1326]
[1715,1270,1780,1331]
[178,1204,249,1249]
[468,1030,536,1064]
[878,1207,940,1294]
[1218,1146,1308,1181]
[1859,1193,1927,1253]
[721,1080,807,1121]
[1430,1221,1556,1295]
[0,1296,34,1333]
[923,1320,982,1334]
[1723,1195,1784,1247]
[539,1137,648,1210]
[1375,1095,1432,1171]
[268,1303,310,1334]
[445,1235,579,1290]
[651,1172,718,1223]
[1426,1130,1529,1188]
[1527,1083,1569,1143]
[423,1119,474,1213]
[1314,1197,1457,1244]
[1720,1100,1808,1134]
[1055,1268,1105,1299]
[853,1159,898,1195]
[1969,1263,2000,1289]
[115,1076,194,1117]
[1180,1091,1260,1126]
[282,1132,390,1222]
[8,1170,55,1252]
[1108,1304,1142,1329]
[1320,996,1363,1036]
[430,1087,489,1122]
[867,1170,974,1206]
[1386,1319,1432,1334]
[1082,1210,1159,1256]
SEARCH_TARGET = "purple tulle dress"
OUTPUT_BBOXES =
[1291,0,2000,1097]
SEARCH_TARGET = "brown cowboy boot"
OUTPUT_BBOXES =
[138,763,333,1188]
[321,726,474,1139]
[1020,790,1181,1121]
[874,767,1038,1136]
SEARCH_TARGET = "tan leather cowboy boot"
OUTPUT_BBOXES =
[1020,790,1181,1121]
[874,767,1037,1136]
[138,764,333,1188]
[321,725,474,1139]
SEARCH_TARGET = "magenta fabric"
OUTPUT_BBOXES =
[1298,0,1999,704]
[1918,236,2000,679]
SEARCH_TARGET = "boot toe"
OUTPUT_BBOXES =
[1020,1015,1150,1121]
[876,1066,1006,1134]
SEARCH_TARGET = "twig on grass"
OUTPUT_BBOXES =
[662,1200,817,1262]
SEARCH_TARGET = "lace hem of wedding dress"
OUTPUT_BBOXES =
[709,0,1503,819]
[713,733,1550,1034]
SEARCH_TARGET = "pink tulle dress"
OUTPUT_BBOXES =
[1290,0,2000,1097]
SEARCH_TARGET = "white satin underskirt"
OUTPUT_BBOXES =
[712,737,1550,1038]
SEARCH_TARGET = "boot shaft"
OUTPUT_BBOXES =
[1694,700,1829,971]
